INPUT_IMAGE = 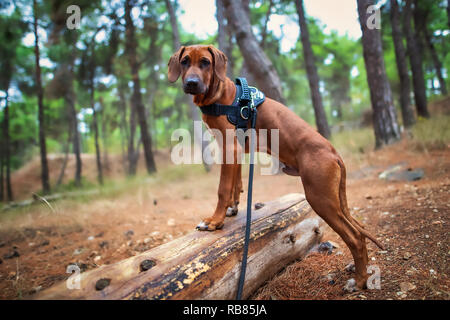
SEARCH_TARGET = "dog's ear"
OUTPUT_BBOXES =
[208,46,227,82]
[168,46,185,83]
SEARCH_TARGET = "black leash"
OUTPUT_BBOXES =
[236,91,257,300]
[199,78,262,300]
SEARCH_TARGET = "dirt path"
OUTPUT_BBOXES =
[0,140,448,300]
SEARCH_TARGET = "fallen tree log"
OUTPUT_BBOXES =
[34,193,325,300]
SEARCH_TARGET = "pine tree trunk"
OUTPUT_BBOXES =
[225,7,234,78]
[127,97,138,176]
[403,0,429,118]
[260,0,274,49]
[93,107,103,185]
[0,151,3,201]
[119,85,138,176]
[164,0,180,52]
[34,0,50,194]
[56,128,72,186]
[125,0,156,174]
[448,0,450,29]
[295,0,331,139]
[65,72,82,186]
[357,0,400,148]
[330,64,351,121]
[220,0,285,103]
[216,0,234,78]
[3,90,13,201]
[166,0,211,172]
[116,84,134,175]
[422,23,447,95]
[390,0,415,128]
[99,97,110,171]
[412,0,425,63]
[429,67,437,94]
[90,85,103,185]
[329,79,349,121]
[70,98,82,186]
[412,0,447,95]
[116,90,128,173]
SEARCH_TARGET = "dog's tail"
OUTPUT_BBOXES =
[337,159,385,250]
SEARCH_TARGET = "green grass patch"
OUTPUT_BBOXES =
[156,163,206,183]
[331,127,375,157]
[51,177,97,194]
[410,115,450,151]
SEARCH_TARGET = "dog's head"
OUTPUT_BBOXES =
[167,45,227,95]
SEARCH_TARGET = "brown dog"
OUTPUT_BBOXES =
[168,45,383,290]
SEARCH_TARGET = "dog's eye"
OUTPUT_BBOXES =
[200,59,210,68]
[181,57,189,66]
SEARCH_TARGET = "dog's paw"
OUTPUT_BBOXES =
[196,221,209,231]
[344,263,356,273]
[343,278,359,293]
[226,207,238,217]
[196,221,224,231]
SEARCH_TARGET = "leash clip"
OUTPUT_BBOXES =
[239,92,256,121]
[240,105,250,120]
[250,91,256,111]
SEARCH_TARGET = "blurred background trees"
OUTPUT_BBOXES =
[0,0,448,201]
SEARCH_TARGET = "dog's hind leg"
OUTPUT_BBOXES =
[300,157,369,290]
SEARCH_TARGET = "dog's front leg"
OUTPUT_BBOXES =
[226,163,242,217]
[197,137,239,231]
[197,163,238,231]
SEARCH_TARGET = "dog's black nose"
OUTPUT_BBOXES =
[185,78,199,90]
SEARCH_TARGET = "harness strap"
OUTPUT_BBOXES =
[236,77,251,103]
[199,78,265,131]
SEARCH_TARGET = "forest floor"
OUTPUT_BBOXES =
[0,103,449,300]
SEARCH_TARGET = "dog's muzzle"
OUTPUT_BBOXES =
[183,77,205,94]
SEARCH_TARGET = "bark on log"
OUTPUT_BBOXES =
[33,193,325,300]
